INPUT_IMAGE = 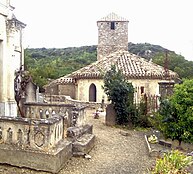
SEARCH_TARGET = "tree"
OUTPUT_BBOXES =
[170,79,193,143]
[103,65,134,125]
[154,79,193,145]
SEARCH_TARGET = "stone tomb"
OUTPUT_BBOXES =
[0,103,95,173]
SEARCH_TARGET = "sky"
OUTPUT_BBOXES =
[11,0,193,61]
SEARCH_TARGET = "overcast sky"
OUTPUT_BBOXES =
[12,0,193,61]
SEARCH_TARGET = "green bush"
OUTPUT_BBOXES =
[151,79,193,145]
[151,150,193,174]
[103,65,151,127]
[103,65,134,125]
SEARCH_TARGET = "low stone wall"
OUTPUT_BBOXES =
[24,102,74,119]
[44,94,106,110]
[64,96,105,109]
[24,102,87,128]
[44,95,66,103]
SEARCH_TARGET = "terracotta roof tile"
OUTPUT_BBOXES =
[65,50,178,80]
[48,77,75,86]
[50,50,179,85]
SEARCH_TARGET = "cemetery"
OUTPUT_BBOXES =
[0,1,193,174]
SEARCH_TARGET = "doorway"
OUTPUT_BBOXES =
[89,83,97,102]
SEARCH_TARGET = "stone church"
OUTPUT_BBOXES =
[45,13,179,104]
[0,0,26,116]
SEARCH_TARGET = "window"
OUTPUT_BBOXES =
[111,22,115,30]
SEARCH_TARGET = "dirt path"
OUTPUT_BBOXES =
[62,109,155,174]
[0,109,155,174]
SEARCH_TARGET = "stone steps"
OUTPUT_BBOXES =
[72,133,95,156]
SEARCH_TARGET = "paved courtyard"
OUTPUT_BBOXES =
[0,109,155,174]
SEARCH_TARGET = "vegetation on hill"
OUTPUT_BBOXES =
[24,43,193,87]
[128,42,167,59]
[24,46,97,87]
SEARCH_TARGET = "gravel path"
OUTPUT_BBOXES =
[0,109,155,174]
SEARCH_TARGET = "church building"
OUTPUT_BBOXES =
[0,0,26,116]
[45,13,179,104]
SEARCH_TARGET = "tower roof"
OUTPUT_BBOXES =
[97,12,129,22]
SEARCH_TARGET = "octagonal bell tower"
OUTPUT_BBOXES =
[97,12,129,60]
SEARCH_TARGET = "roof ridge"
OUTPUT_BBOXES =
[98,12,128,22]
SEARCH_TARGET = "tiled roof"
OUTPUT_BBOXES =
[48,77,75,86]
[49,51,179,86]
[98,12,128,22]
[64,50,178,80]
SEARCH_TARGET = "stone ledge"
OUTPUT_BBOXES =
[72,133,95,156]
[144,135,158,157]
[145,135,170,158]
[0,140,72,173]
[67,124,93,140]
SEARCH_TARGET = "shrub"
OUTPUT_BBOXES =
[151,150,193,174]
[103,65,134,125]
[151,79,193,146]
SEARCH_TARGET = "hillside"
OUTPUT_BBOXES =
[24,43,193,87]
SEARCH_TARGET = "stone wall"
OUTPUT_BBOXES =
[97,21,128,60]
[45,84,59,95]
[47,77,164,110]
[76,78,163,104]
[44,94,104,110]
[24,102,74,120]
[76,78,107,103]
[24,102,87,128]
[45,83,76,99]
[59,83,76,99]
[64,96,104,110]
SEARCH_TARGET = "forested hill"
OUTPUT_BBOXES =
[24,43,193,87]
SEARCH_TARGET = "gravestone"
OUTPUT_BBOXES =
[105,104,116,126]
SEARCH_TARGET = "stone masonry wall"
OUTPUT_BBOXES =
[97,21,128,60]
[59,84,76,99]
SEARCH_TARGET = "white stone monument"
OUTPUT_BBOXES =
[0,0,26,116]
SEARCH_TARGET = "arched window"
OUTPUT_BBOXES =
[7,128,13,143]
[17,129,22,143]
[89,83,97,102]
